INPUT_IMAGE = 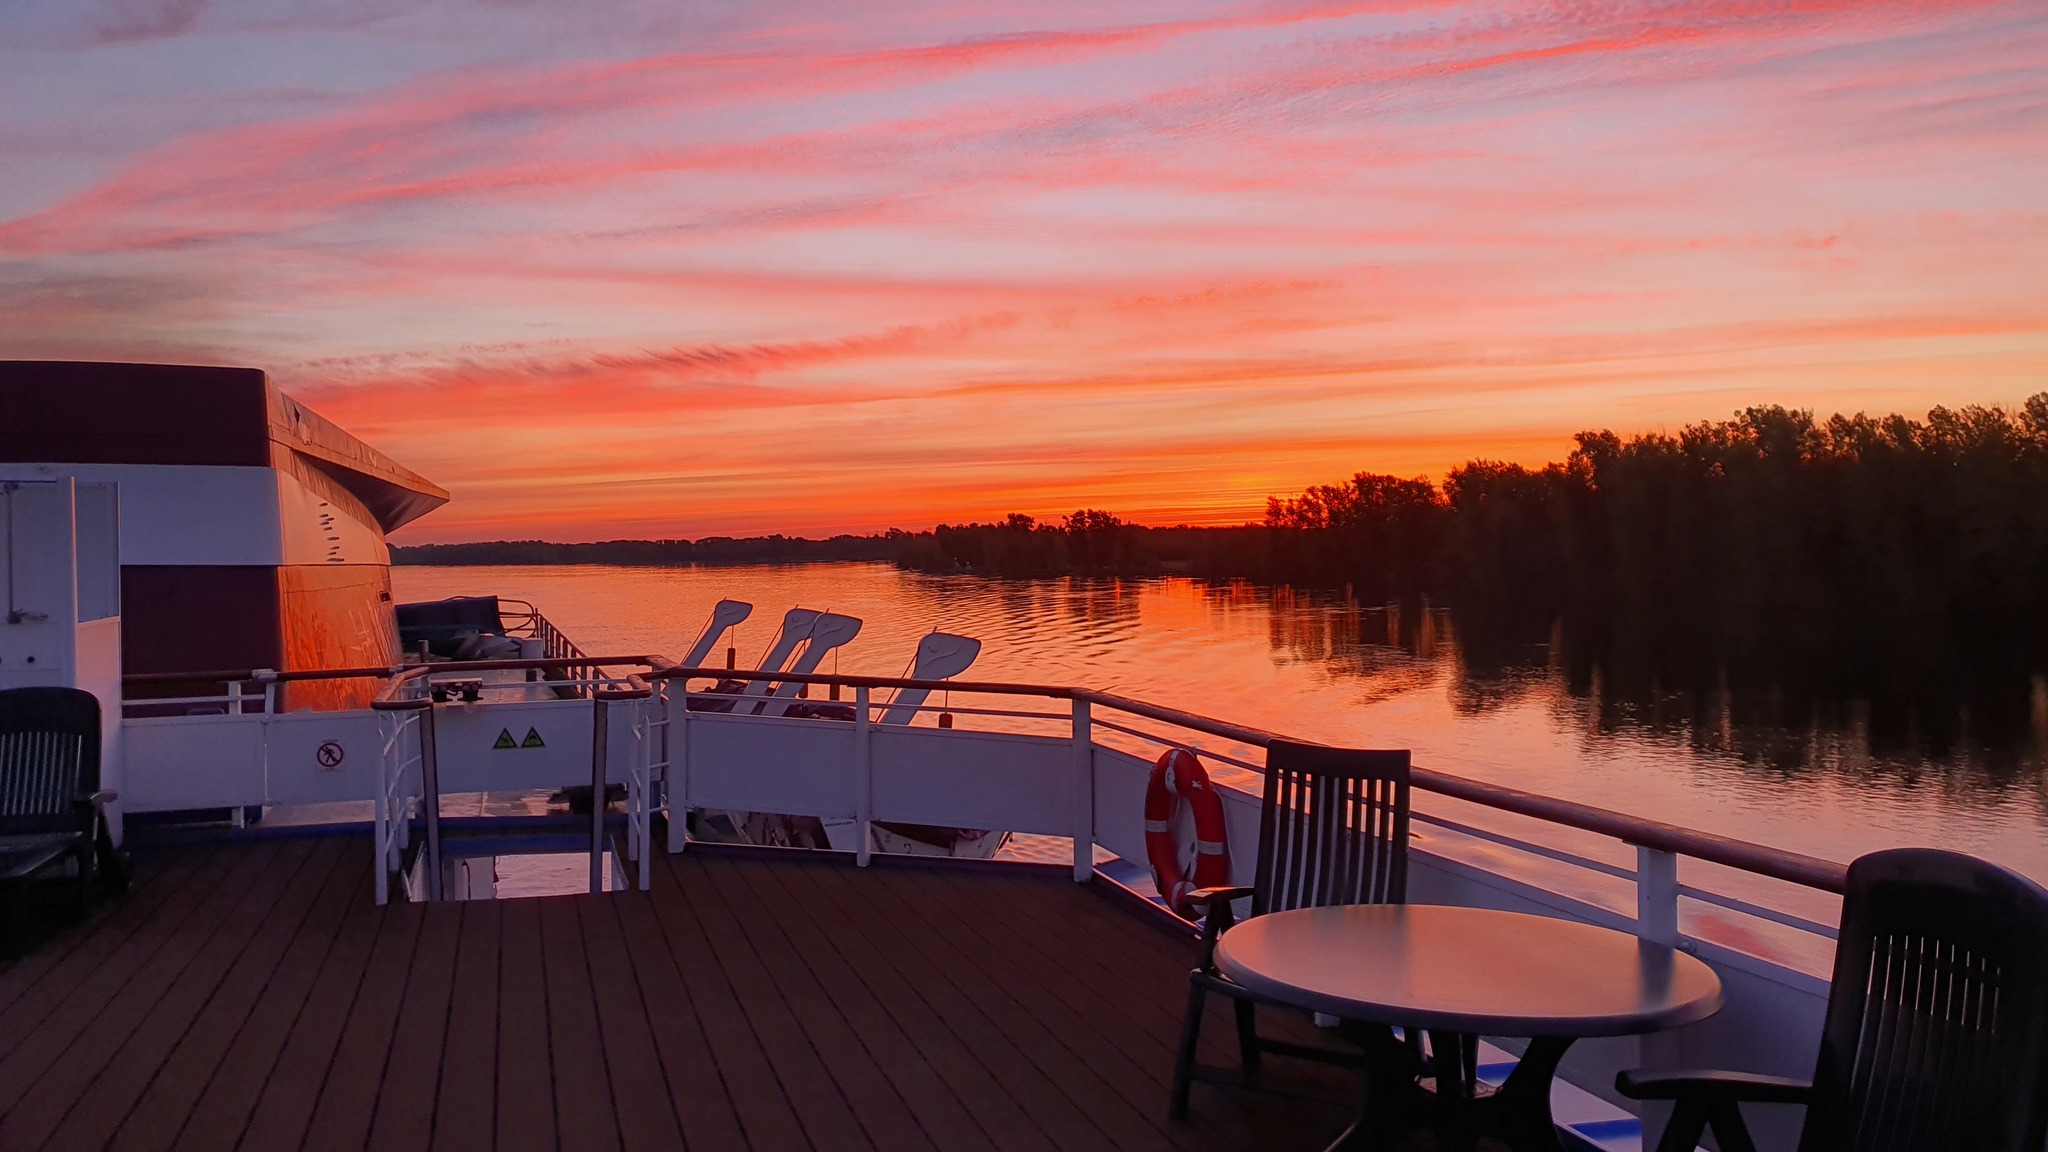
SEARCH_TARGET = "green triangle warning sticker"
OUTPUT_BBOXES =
[521,727,546,749]
[492,729,517,750]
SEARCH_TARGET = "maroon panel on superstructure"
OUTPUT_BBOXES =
[0,361,272,466]
[3,360,446,711]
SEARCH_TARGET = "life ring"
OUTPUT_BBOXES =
[1144,748,1231,918]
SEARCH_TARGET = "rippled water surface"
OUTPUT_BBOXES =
[394,563,2048,890]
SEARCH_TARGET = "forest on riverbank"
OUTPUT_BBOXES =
[918,397,2048,736]
[393,534,900,567]
[401,395,2048,747]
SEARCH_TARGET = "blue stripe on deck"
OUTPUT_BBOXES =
[1569,1118,1644,1140]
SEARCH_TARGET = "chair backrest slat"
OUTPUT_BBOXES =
[1251,740,1409,918]
[1803,848,2048,1152]
[0,687,101,833]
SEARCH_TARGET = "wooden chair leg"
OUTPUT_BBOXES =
[5,882,27,958]
[1653,1099,1711,1152]
[1171,975,1207,1120]
[1707,1102,1759,1152]
[1233,998,1261,1086]
[96,824,130,894]
[73,842,93,920]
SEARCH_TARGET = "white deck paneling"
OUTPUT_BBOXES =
[123,716,267,810]
[682,711,858,819]
[433,698,603,792]
[264,709,386,804]
[870,727,1071,835]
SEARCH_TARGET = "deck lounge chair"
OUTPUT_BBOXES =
[1618,848,2048,1152]
[1170,739,1413,1117]
[0,687,119,943]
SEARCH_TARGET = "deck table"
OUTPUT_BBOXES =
[1214,903,1723,1151]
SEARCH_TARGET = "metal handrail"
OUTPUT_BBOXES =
[372,655,668,710]
[123,665,399,685]
[649,665,1852,895]
[1065,687,1850,893]
[122,652,1852,898]
[652,664,1074,699]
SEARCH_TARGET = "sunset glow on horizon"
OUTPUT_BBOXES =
[4,0,2044,542]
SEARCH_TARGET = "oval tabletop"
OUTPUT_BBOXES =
[1213,904,1723,1038]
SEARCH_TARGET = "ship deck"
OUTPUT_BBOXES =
[0,836,1413,1152]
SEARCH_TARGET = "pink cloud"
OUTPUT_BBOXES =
[0,0,2042,540]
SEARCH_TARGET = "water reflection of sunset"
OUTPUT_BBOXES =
[391,563,2048,898]
[5,2,2043,540]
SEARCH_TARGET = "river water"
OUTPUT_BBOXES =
[392,563,2048,904]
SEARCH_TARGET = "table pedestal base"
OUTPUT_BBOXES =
[1326,1034,1574,1152]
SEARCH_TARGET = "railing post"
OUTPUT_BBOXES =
[420,704,442,901]
[635,700,652,890]
[374,717,391,907]
[855,686,872,867]
[1071,697,1094,882]
[1635,844,1679,946]
[591,693,610,895]
[668,682,690,854]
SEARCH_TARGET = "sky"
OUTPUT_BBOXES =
[3,0,2044,542]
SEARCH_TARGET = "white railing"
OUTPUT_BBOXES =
[374,656,669,898]
[121,655,1849,971]
[626,693,664,890]
[374,707,425,905]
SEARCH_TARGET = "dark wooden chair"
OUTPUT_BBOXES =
[0,687,120,945]
[1618,848,2048,1152]
[1170,739,1411,1118]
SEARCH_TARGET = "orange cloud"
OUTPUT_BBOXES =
[1,0,2042,542]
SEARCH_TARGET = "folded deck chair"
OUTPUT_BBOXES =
[0,687,120,943]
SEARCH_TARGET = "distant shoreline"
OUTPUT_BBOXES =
[391,536,902,568]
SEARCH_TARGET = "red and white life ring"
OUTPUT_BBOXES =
[1144,748,1231,918]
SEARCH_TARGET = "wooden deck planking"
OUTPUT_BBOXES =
[365,896,465,1152]
[892,865,1324,1151]
[641,850,837,1152]
[801,859,1132,1150]
[3,837,1405,1152]
[962,869,1359,1140]
[661,854,877,1152]
[0,843,213,1021]
[0,842,267,1129]
[576,897,686,1152]
[720,858,1000,1152]
[694,856,940,1152]
[229,843,386,1152]
[536,896,622,1152]
[839,861,1196,1151]
[161,841,369,1152]
[0,845,229,1071]
[109,838,356,1152]
[10,838,331,1152]
[494,898,556,1152]
[606,874,754,1152]
[302,895,426,1152]
[910,863,1352,1150]
[738,854,1061,1152]
[431,900,502,1152]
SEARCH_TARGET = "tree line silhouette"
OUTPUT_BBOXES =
[908,396,2048,750]
[399,395,2048,752]
[393,534,899,567]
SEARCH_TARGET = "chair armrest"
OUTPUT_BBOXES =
[1616,1069,1813,1105]
[1185,886,1253,909]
